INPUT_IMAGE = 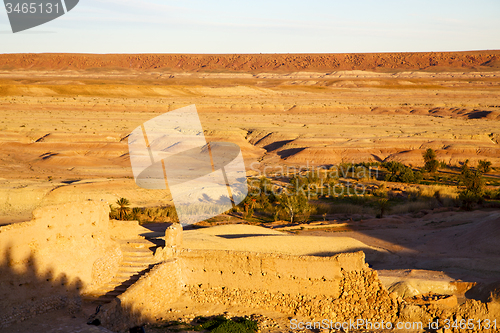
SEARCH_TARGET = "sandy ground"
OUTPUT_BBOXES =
[0,62,499,222]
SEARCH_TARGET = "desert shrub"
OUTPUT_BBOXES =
[289,172,326,198]
[418,185,458,200]
[477,160,492,174]
[482,189,500,200]
[373,183,388,197]
[336,163,378,180]
[405,187,421,201]
[356,161,381,168]
[458,163,485,210]
[154,316,258,333]
[413,185,459,208]
[459,191,481,211]
[422,148,439,173]
[460,165,484,196]
[240,177,281,218]
[194,315,258,333]
[376,198,390,218]
[352,166,372,181]
[383,161,423,184]
[278,190,311,223]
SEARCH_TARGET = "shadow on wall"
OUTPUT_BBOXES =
[0,201,122,329]
[0,245,83,328]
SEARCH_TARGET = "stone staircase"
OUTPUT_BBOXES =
[84,238,163,304]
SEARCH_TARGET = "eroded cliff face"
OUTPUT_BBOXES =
[1,51,500,72]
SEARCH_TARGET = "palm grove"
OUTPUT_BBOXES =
[110,149,499,223]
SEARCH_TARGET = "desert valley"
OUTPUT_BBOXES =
[0,52,499,332]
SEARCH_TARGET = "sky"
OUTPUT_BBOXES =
[0,0,499,54]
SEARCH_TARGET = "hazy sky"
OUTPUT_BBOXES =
[1,0,499,53]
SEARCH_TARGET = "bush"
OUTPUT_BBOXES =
[460,166,484,196]
[278,191,311,223]
[477,160,492,174]
[383,161,423,184]
[418,185,458,200]
[373,183,388,197]
[195,316,258,333]
[457,161,486,210]
[459,190,482,211]
[423,148,439,173]
[376,198,390,218]
[483,189,500,200]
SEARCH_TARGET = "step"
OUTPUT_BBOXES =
[120,263,156,270]
[104,280,137,288]
[121,259,158,265]
[116,265,153,273]
[120,260,156,266]
[121,247,155,253]
[82,242,162,305]
[121,239,158,247]
[121,254,157,260]
[121,251,155,257]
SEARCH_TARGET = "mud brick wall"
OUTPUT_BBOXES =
[0,201,118,328]
[180,249,398,322]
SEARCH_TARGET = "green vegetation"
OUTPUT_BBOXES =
[423,148,439,173]
[150,315,258,333]
[115,197,130,220]
[110,155,497,225]
[478,159,492,174]
[376,198,390,218]
[278,190,311,223]
[458,160,486,210]
[199,316,258,333]
[383,161,423,184]
[109,198,178,223]
[232,155,497,223]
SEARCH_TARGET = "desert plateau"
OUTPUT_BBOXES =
[0,52,499,333]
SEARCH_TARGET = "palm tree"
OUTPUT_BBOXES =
[116,198,130,220]
[130,207,142,222]
[109,204,118,220]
